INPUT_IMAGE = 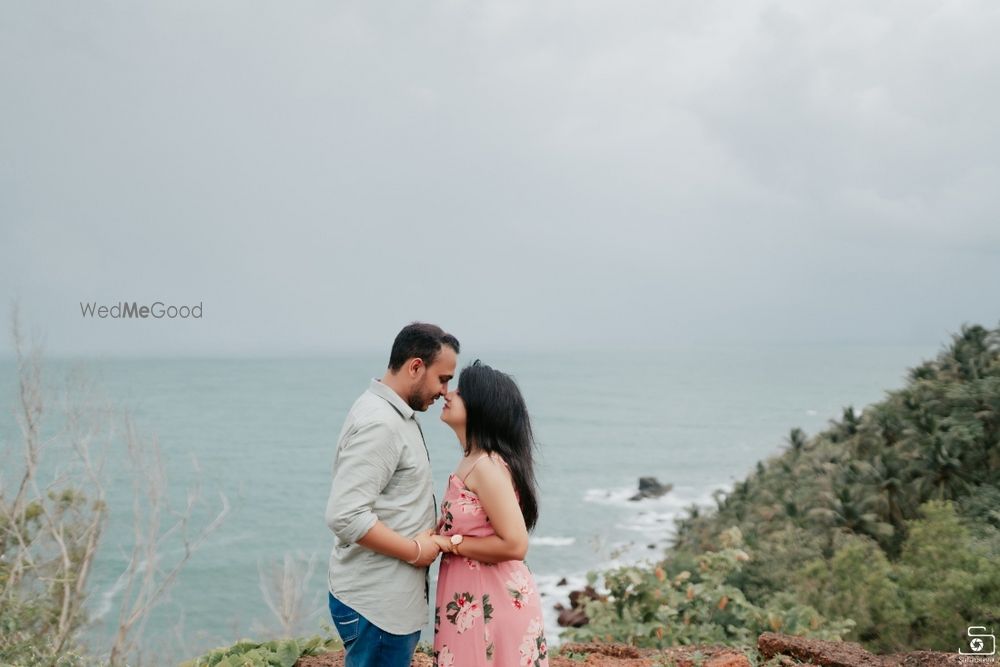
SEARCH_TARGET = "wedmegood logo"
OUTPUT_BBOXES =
[79,302,203,319]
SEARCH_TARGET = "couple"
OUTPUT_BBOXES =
[325,322,548,667]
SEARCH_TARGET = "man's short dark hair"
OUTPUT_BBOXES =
[388,322,460,372]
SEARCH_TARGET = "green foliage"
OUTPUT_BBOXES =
[180,636,342,667]
[793,533,909,652]
[895,500,1000,651]
[562,528,853,648]
[557,649,592,662]
[957,483,1000,530]
[1,480,103,665]
[575,322,1000,653]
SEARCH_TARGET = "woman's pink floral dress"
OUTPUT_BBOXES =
[433,456,549,667]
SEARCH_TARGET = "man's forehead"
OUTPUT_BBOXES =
[432,347,458,371]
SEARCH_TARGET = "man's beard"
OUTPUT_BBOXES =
[406,387,432,411]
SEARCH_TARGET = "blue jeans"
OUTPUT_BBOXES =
[328,592,421,667]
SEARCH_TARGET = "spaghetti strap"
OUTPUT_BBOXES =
[459,453,492,484]
[460,453,512,485]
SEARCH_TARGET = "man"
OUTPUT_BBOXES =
[325,322,460,667]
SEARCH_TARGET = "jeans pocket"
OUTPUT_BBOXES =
[328,594,362,643]
[332,613,360,643]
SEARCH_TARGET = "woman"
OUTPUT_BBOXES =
[431,360,548,667]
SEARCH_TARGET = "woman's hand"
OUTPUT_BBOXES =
[431,534,453,553]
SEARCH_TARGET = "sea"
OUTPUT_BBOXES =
[0,342,941,660]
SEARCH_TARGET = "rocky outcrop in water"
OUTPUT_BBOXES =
[629,476,672,501]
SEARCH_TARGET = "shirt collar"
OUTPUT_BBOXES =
[368,378,415,420]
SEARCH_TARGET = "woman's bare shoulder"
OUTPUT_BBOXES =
[466,453,513,492]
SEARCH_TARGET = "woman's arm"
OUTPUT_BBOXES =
[446,457,529,563]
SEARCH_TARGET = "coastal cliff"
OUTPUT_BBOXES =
[293,632,989,666]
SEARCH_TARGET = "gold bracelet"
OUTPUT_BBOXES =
[406,539,421,565]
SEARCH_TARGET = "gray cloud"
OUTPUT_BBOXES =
[2,0,998,355]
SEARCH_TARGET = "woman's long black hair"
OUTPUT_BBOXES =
[458,360,539,531]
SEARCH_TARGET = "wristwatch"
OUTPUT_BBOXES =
[450,534,464,554]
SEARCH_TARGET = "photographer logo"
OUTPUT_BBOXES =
[960,626,995,656]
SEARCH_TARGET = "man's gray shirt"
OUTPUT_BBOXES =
[325,379,437,635]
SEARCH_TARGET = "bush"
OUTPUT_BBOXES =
[897,500,1000,651]
[562,527,854,648]
[793,533,909,652]
[181,636,342,667]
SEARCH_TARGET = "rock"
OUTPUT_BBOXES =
[557,643,643,659]
[629,477,673,501]
[568,585,604,609]
[557,577,568,586]
[557,606,590,628]
[757,632,880,667]
[657,645,755,667]
[296,636,971,667]
[757,633,972,667]
[704,654,752,667]
[556,585,606,627]
[880,650,971,666]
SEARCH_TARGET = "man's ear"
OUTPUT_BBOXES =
[407,357,425,378]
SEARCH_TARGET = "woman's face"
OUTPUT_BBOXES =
[440,389,467,433]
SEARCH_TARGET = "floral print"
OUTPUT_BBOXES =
[439,500,455,533]
[456,488,485,516]
[518,619,548,667]
[446,592,482,633]
[434,456,548,667]
[435,645,455,667]
[505,570,533,609]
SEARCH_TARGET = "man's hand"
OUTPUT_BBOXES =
[431,534,453,554]
[410,530,441,567]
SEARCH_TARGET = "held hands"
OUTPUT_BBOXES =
[408,530,441,567]
[431,534,454,554]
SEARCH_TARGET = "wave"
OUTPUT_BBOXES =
[530,536,576,547]
[533,483,729,647]
[583,484,706,509]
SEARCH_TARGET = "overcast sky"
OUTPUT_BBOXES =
[2,1,998,356]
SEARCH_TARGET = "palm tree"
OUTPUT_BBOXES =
[777,486,802,522]
[870,453,906,526]
[905,408,939,439]
[827,406,860,443]
[871,403,905,447]
[908,361,938,382]
[808,482,894,548]
[712,487,727,512]
[945,377,1000,478]
[941,323,999,381]
[911,430,973,501]
[785,428,808,457]
[841,406,861,437]
[670,503,702,546]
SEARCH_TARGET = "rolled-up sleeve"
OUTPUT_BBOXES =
[325,420,401,544]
